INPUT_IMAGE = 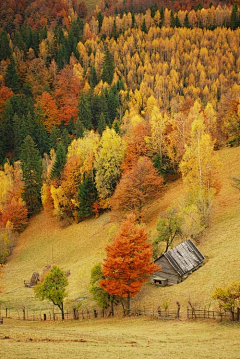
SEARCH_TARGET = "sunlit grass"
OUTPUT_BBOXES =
[0,317,239,359]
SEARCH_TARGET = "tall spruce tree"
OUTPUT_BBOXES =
[50,142,67,180]
[98,112,107,135]
[78,174,98,220]
[0,31,11,61]
[230,3,239,30]
[78,91,93,130]
[5,56,20,94]
[20,135,42,216]
[101,48,114,85]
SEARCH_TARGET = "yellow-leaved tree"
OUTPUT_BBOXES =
[179,112,218,236]
[95,127,125,208]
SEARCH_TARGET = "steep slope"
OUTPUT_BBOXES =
[1,147,240,312]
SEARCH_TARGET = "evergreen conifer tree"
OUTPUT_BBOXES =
[74,118,85,138]
[5,56,20,94]
[89,66,98,88]
[141,18,147,33]
[0,31,11,61]
[20,135,42,216]
[230,3,239,30]
[78,92,93,130]
[170,10,175,27]
[184,12,190,28]
[98,112,107,135]
[78,174,98,220]
[50,142,67,180]
[101,48,114,85]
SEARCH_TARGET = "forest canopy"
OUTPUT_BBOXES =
[0,0,240,242]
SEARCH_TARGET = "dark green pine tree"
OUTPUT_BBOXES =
[107,88,119,125]
[22,82,33,99]
[50,142,67,180]
[111,19,118,40]
[175,14,181,28]
[3,100,15,155]
[67,117,75,136]
[61,128,72,148]
[49,126,62,151]
[5,56,21,94]
[170,10,175,28]
[97,11,103,32]
[91,94,108,129]
[13,112,37,159]
[112,119,120,135]
[150,2,158,18]
[56,43,68,70]
[13,113,27,158]
[78,174,98,220]
[89,65,98,88]
[131,12,136,28]
[0,31,11,61]
[13,31,26,53]
[230,3,239,30]
[3,94,34,157]
[78,91,93,130]
[33,103,49,156]
[101,48,115,85]
[141,18,147,33]
[74,118,85,138]
[98,112,107,136]
[20,135,42,216]
[184,12,190,28]
[30,29,39,57]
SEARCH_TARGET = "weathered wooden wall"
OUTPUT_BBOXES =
[154,256,180,284]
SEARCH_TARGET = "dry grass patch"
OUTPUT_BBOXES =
[0,317,239,359]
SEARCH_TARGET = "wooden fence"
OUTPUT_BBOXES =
[187,308,227,320]
[1,304,239,322]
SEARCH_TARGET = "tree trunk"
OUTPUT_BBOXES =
[127,294,131,316]
[237,308,240,321]
[110,297,114,317]
[60,304,64,320]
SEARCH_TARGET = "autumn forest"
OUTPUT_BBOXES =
[0,0,240,263]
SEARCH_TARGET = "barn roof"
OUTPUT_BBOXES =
[156,240,205,277]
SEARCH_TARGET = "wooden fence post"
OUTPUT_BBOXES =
[176,302,180,319]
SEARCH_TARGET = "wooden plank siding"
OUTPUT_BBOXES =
[153,256,181,285]
[151,240,205,286]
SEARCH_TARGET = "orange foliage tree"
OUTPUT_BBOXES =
[121,122,149,172]
[100,214,159,314]
[0,161,28,232]
[35,92,60,132]
[54,65,82,125]
[1,199,28,232]
[111,156,164,219]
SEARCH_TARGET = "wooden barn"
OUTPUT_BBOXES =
[151,240,205,286]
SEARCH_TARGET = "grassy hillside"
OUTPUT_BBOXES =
[1,147,240,313]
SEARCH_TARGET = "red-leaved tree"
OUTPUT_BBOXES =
[100,214,159,314]
[111,156,164,220]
